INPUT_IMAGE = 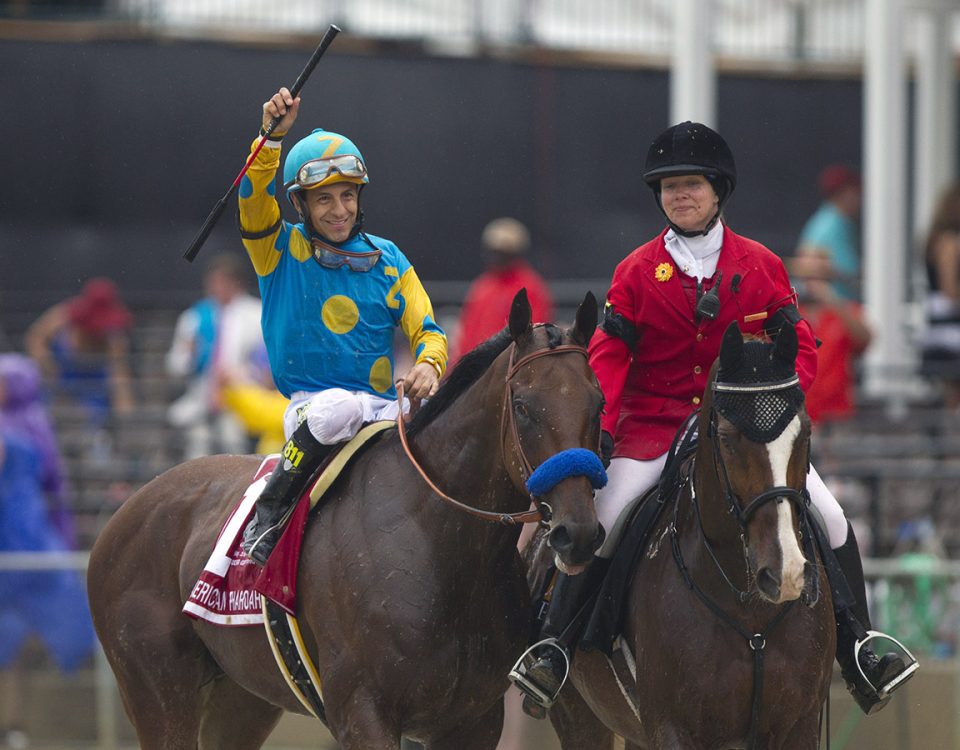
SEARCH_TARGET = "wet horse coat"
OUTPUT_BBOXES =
[540,323,835,750]
[87,292,605,750]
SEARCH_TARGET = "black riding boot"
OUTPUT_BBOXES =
[834,523,917,714]
[242,422,332,566]
[509,559,608,718]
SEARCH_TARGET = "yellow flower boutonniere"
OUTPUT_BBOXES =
[654,262,674,283]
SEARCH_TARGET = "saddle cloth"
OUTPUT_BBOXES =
[182,421,395,626]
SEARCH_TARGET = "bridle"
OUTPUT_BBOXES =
[396,340,591,526]
[678,373,820,603]
[709,374,809,535]
[669,372,822,750]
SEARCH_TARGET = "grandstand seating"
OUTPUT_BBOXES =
[40,306,187,550]
[3,296,959,558]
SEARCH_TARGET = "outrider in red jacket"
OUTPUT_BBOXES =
[454,261,554,361]
[589,226,818,460]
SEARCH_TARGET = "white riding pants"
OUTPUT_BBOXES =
[285,389,403,444]
[595,454,848,558]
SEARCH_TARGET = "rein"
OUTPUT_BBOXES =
[395,342,590,526]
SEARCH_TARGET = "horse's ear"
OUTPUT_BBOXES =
[508,288,533,341]
[571,291,598,346]
[773,321,799,365]
[719,321,744,374]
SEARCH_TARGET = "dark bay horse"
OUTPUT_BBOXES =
[535,322,835,750]
[87,291,606,750]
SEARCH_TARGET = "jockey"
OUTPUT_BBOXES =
[511,121,916,716]
[238,87,447,565]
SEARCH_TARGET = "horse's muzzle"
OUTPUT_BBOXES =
[547,521,605,569]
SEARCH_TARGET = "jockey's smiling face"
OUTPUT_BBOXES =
[660,174,719,234]
[300,182,359,244]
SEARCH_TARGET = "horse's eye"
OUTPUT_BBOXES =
[514,399,529,418]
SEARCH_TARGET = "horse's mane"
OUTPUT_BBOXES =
[406,323,564,437]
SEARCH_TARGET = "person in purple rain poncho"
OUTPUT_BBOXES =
[0,354,74,547]
[0,357,95,746]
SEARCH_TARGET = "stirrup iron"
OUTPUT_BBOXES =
[245,498,300,561]
[508,638,570,709]
[854,630,919,697]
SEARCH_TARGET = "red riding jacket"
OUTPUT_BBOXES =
[589,226,818,460]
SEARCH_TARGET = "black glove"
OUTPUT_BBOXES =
[599,430,614,469]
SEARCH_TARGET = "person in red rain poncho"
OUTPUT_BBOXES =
[510,121,915,719]
[453,217,554,362]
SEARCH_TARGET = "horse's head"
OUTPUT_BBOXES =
[504,289,606,574]
[699,321,813,605]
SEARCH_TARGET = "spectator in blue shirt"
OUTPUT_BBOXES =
[797,165,862,301]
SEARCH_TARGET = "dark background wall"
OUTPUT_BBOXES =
[1,36,864,303]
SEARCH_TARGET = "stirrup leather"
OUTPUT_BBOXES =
[508,638,570,709]
[854,630,919,698]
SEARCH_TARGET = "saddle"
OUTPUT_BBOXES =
[255,420,395,611]
[578,413,700,655]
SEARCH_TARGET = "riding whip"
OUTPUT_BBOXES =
[182,24,342,262]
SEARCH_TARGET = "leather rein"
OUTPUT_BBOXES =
[396,342,589,525]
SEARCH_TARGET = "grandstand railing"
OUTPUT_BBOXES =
[3,0,957,66]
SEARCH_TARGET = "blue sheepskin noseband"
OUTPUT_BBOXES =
[525,448,608,497]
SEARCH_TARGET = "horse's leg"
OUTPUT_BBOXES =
[101,613,211,750]
[198,674,284,750]
[549,684,616,750]
[91,537,229,747]
[427,699,504,750]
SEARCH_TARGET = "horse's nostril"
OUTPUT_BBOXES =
[548,524,572,552]
[757,567,781,600]
[592,524,606,551]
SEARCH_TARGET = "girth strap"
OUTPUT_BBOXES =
[262,599,327,724]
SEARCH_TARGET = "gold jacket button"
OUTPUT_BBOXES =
[692,396,701,405]
[694,365,702,375]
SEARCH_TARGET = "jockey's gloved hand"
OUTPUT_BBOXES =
[599,430,614,469]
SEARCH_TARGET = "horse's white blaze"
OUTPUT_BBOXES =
[765,416,806,602]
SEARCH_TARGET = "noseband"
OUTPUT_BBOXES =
[397,340,602,525]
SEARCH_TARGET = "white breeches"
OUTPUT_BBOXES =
[595,454,849,558]
[285,389,403,444]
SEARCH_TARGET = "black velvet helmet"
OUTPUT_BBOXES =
[643,121,738,236]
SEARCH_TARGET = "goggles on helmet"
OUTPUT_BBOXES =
[311,239,381,273]
[294,155,368,189]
